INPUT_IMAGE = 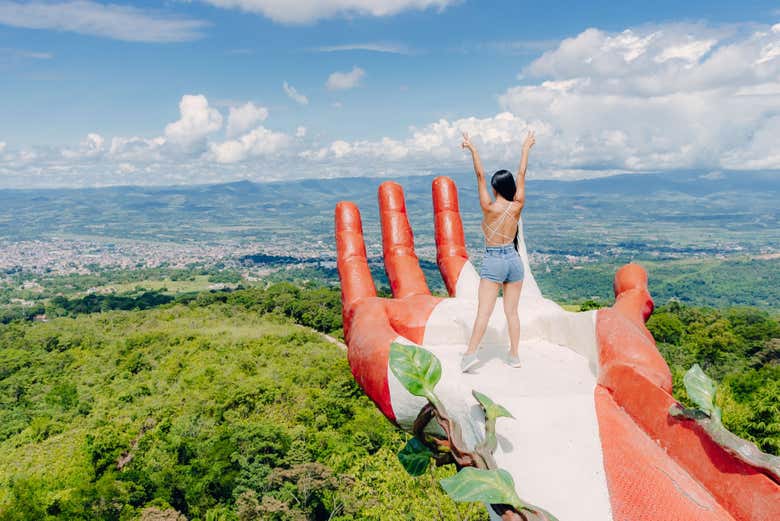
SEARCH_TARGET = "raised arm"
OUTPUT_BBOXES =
[461,132,492,210]
[514,130,535,203]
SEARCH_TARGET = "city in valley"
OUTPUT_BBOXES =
[1,171,777,312]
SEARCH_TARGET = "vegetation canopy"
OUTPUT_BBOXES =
[0,282,777,520]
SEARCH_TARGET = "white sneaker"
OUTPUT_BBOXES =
[461,353,479,373]
[506,353,522,368]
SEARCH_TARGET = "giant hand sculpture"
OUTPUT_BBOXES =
[335,177,779,521]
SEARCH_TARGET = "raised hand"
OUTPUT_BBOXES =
[461,131,475,151]
[522,129,535,150]
[335,177,780,521]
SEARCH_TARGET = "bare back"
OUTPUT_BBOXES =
[481,199,523,246]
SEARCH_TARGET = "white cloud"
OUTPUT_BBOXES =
[473,40,559,55]
[226,102,269,137]
[0,141,5,153]
[116,162,136,175]
[654,38,716,64]
[283,82,309,105]
[61,133,105,159]
[0,48,53,60]
[495,23,780,171]
[165,95,223,147]
[19,50,53,59]
[756,40,780,65]
[108,135,166,161]
[7,22,780,188]
[199,0,455,24]
[326,66,365,90]
[312,42,412,54]
[209,126,290,163]
[0,1,207,43]
[301,112,537,165]
[700,171,724,180]
[304,22,780,174]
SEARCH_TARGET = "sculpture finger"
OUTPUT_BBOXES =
[597,263,671,394]
[378,181,431,298]
[432,176,477,297]
[596,265,780,521]
[335,201,377,315]
[612,263,654,326]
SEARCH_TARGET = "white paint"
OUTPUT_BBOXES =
[386,217,612,520]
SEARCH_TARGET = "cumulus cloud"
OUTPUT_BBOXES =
[164,95,223,147]
[300,112,538,165]
[283,82,309,105]
[6,22,780,188]
[108,135,166,161]
[0,1,207,43]
[199,0,454,24]
[61,133,105,159]
[497,23,780,171]
[209,126,290,163]
[226,102,269,137]
[326,66,365,90]
[0,141,5,153]
[305,22,780,174]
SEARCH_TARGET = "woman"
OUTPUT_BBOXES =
[460,130,535,372]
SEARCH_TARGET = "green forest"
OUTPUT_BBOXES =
[0,283,778,520]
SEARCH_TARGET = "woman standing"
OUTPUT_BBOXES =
[460,130,535,372]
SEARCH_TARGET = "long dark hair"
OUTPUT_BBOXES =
[490,169,519,252]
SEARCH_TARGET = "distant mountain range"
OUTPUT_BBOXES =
[0,170,777,259]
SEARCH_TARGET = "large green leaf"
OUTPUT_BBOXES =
[439,468,524,509]
[397,437,433,477]
[389,342,441,401]
[473,390,514,421]
[473,390,514,453]
[683,364,721,421]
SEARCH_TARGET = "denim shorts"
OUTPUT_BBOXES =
[479,244,525,284]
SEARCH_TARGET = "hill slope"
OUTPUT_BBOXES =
[0,302,484,520]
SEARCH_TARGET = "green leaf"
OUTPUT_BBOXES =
[389,342,442,401]
[473,390,514,421]
[439,468,524,509]
[397,437,433,477]
[683,364,721,421]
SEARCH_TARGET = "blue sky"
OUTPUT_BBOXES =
[0,0,779,187]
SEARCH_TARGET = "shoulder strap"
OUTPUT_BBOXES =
[482,202,518,242]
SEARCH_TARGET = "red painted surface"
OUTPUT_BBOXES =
[343,298,399,422]
[602,365,780,521]
[337,179,780,520]
[432,176,469,296]
[597,307,672,394]
[379,182,431,298]
[595,386,737,521]
[597,264,780,520]
[335,196,439,424]
[335,201,376,315]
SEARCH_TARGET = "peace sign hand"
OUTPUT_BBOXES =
[461,131,475,151]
